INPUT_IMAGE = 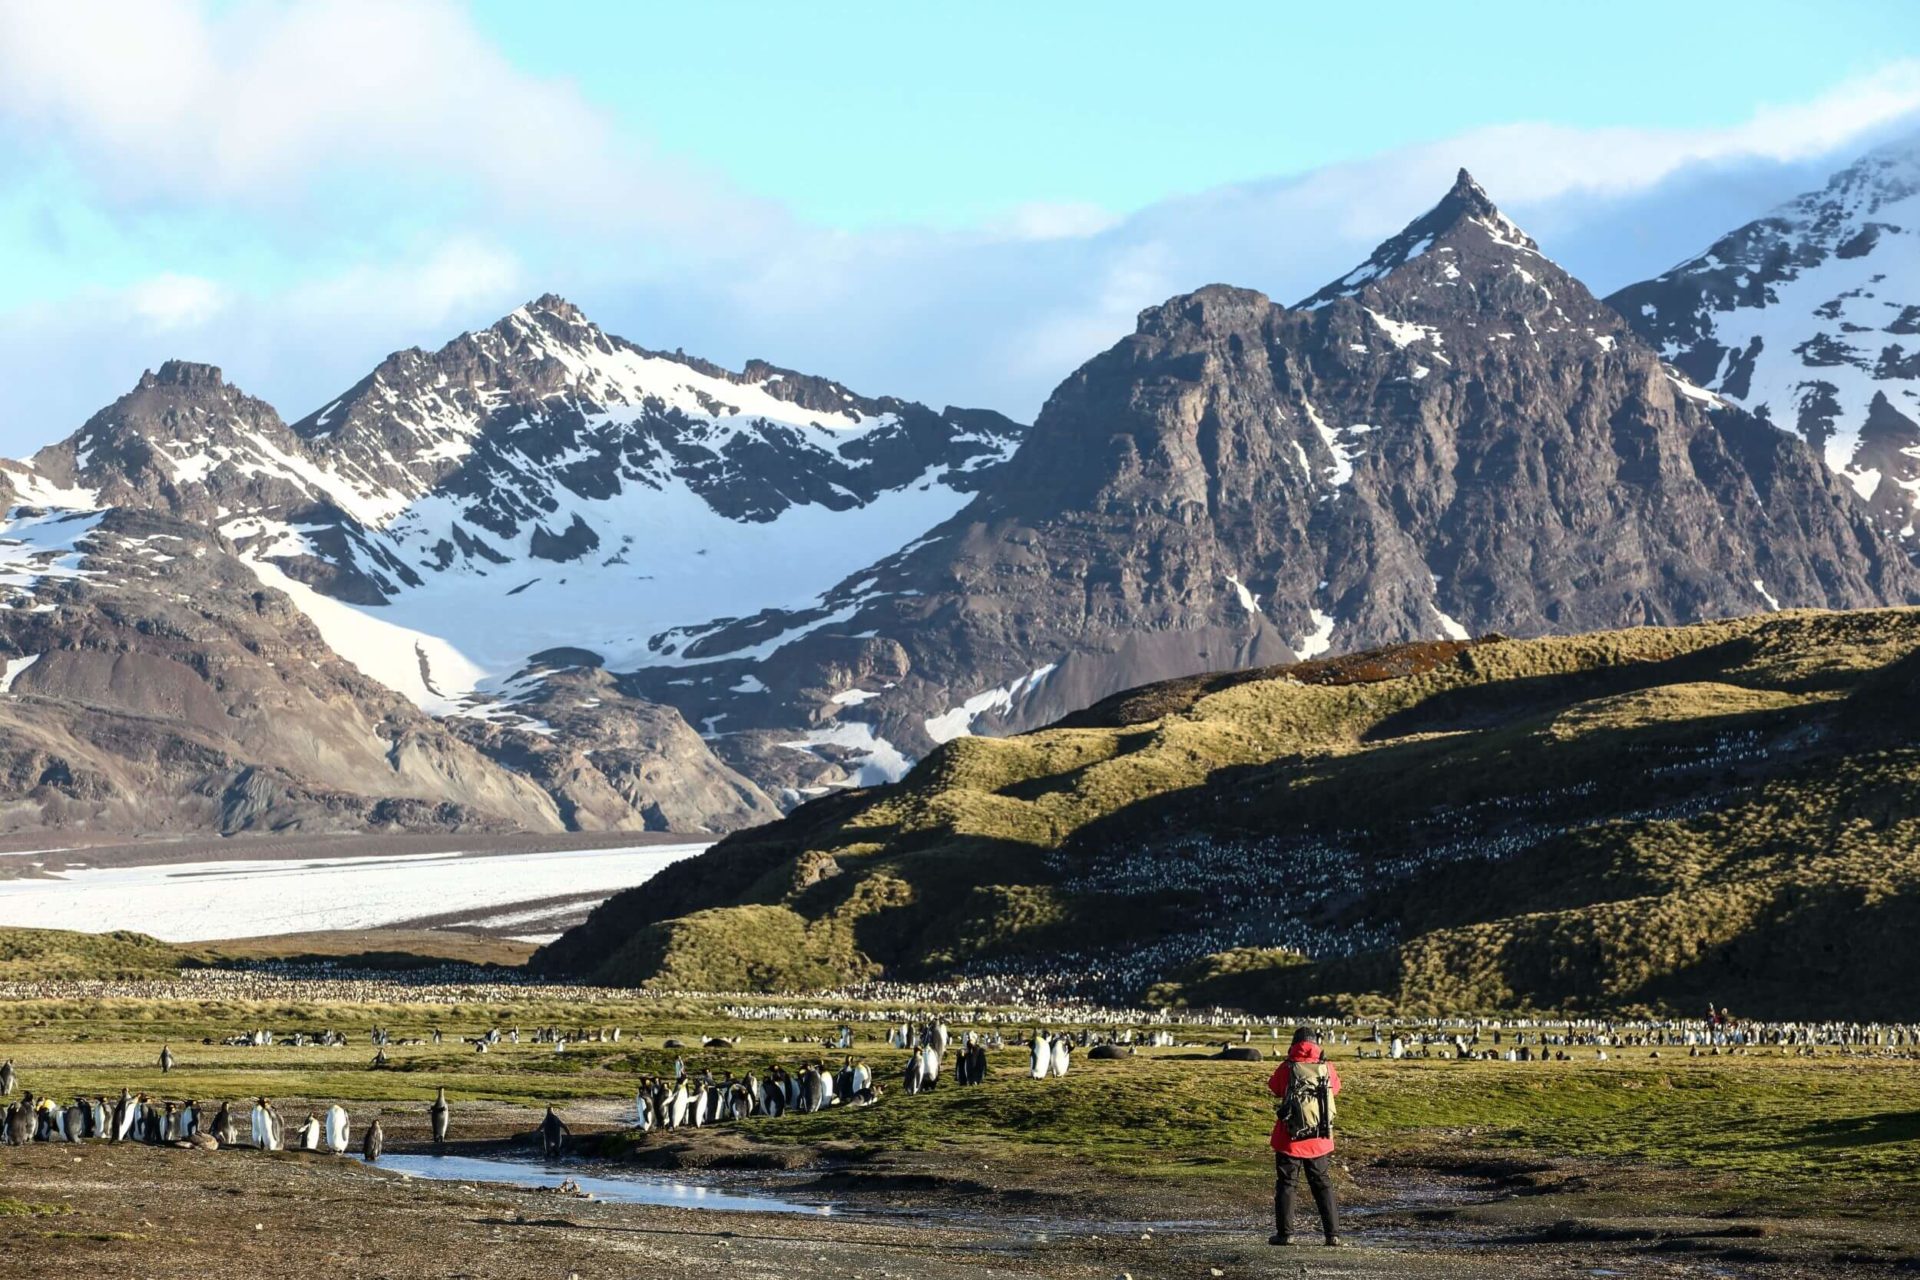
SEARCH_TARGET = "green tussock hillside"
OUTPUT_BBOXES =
[534,609,1920,1017]
[0,928,189,981]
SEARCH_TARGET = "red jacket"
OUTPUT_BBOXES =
[1268,1040,1341,1158]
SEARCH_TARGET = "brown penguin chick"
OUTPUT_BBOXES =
[362,1116,384,1163]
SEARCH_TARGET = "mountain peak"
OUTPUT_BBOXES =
[140,360,226,392]
[1857,126,1920,177]
[1298,168,1539,309]
[523,293,588,324]
[1821,132,1920,215]
[484,294,602,352]
[1445,166,1495,211]
[1426,167,1533,247]
[1608,130,1920,506]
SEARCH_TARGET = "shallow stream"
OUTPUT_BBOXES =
[359,1151,834,1215]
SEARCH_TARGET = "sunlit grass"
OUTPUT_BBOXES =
[6,997,1918,1210]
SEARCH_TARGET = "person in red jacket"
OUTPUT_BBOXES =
[1267,1026,1343,1246]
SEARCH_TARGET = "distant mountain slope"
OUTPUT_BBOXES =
[24,299,1023,693]
[533,608,1920,1019]
[1610,134,1920,534]
[0,490,572,834]
[648,171,1918,800]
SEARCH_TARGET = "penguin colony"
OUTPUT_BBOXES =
[0,1022,1092,1159]
[0,1047,434,1161]
[629,1022,1007,1130]
[0,1086,399,1161]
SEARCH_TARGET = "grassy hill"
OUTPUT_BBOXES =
[0,928,189,981]
[533,609,1920,1017]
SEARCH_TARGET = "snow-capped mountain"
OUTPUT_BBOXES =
[0,303,1023,832]
[1609,135,1920,533]
[634,170,1919,798]
[27,297,1023,710]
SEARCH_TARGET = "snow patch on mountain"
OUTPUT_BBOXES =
[241,552,490,716]
[1,654,42,693]
[367,467,973,685]
[777,720,912,787]
[1226,573,1261,614]
[3,464,99,512]
[924,664,1059,745]
[0,507,105,597]
[1366,308,1443,350]
[1665,371,1726,408]
[1296,609,1336,660]
[1302,400,1356,487]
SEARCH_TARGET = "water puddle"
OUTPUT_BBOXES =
[361,1152,833,1215]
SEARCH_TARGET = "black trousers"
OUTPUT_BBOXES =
[1274,1151,1339,1240]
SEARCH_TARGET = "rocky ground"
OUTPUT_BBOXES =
[5,1104,1917,1279]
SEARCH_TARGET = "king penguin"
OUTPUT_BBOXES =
[251,1099,282,1152]
[324,1104,350,1154]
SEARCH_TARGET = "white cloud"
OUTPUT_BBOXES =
[0,236,529,448]
[0,0,781,248]
[125,273,229,330]
[282,236,524,330]
[985,202,1123,241]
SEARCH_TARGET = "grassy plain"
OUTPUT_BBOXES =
[3,993,1916,1213]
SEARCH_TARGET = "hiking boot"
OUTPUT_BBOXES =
[1268,1233,1294,1246]
[1324,1236,1348,1247]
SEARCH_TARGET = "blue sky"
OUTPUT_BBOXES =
[471,1,1918,227]
[1,0,1918,452]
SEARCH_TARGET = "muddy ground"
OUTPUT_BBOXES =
[5,1103,1914,1280]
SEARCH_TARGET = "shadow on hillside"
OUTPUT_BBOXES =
[1362,638,1756,741]
[1629,881,1920,1021]
[1783,1111,1920,1149]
